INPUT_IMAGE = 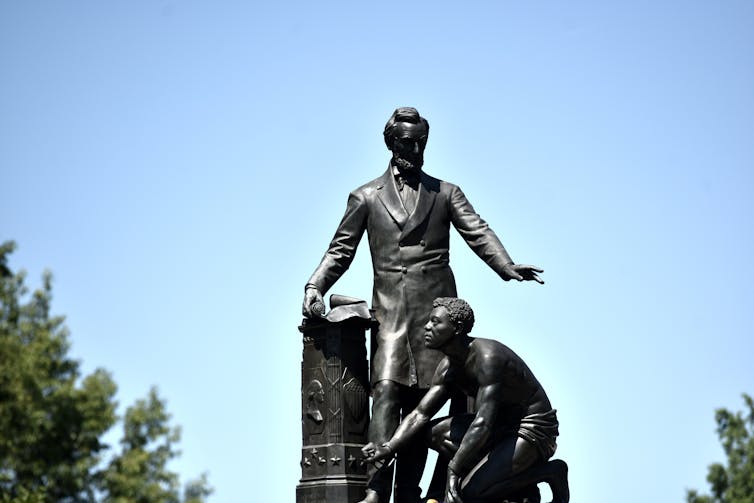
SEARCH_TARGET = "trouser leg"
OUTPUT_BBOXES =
[393,436,427,503]
[464,461,568,503]
[393,386,428,503]
[365,380,402,501]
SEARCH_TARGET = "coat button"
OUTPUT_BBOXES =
[421,266,426,274]
[420,240,426,247]
[401,267,408,274]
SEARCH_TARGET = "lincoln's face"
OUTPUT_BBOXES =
[424,306,458,349]
[389,122,427,172]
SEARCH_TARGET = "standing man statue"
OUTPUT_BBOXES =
[363,298,569,503]
[302,107,543,503]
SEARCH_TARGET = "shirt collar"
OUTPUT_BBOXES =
[391,161,421,179]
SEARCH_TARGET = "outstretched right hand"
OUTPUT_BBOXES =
[302,286,325,318]
[501,263,544,284]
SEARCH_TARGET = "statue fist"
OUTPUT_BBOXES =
[302,286,325,318]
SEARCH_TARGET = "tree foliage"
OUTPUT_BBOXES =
[687,394,754,503]
[0,242,211,502]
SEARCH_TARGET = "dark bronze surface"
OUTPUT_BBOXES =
[297,317,372,503]
[363,298,569,503]
[301,107,545,503]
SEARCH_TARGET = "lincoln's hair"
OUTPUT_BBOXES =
[383,107,430,149]
[432,297,475,335]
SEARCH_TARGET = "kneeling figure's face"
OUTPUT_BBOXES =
[424,306,457,349]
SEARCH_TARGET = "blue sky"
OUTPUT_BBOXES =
[2,2,753,502]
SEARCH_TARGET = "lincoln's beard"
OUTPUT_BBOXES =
[393,152,424,172]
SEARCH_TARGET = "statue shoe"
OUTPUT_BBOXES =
[356,489,381,503]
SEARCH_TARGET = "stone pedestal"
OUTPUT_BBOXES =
[297,316,372,503]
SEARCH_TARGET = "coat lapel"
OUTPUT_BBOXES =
[376,168,408,229]
[401,171,438,239]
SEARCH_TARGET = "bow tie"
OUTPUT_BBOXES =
[396,171,420,191]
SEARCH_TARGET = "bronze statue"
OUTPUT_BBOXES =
[363,298,569,503]
[303,107,544,503]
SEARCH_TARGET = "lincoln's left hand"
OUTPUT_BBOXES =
[502,263,544,284]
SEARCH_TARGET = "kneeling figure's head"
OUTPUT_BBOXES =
[424,297,475,349]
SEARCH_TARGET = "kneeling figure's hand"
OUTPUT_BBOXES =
[361,442,394,466]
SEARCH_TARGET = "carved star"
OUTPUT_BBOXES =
[331,456,341,465]
[301,458,311,467]
[310,448,318,457]
[318,457,326,465]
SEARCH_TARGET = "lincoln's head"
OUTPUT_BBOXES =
[383,107,429,173]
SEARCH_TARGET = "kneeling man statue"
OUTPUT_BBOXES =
[363,298,569,503]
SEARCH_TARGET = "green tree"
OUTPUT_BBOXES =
[0,242,211,502]
[687,394,754,503]
[99,389,210,503]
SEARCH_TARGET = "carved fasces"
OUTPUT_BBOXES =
[300,323,369,447]
[302,361,368,444]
